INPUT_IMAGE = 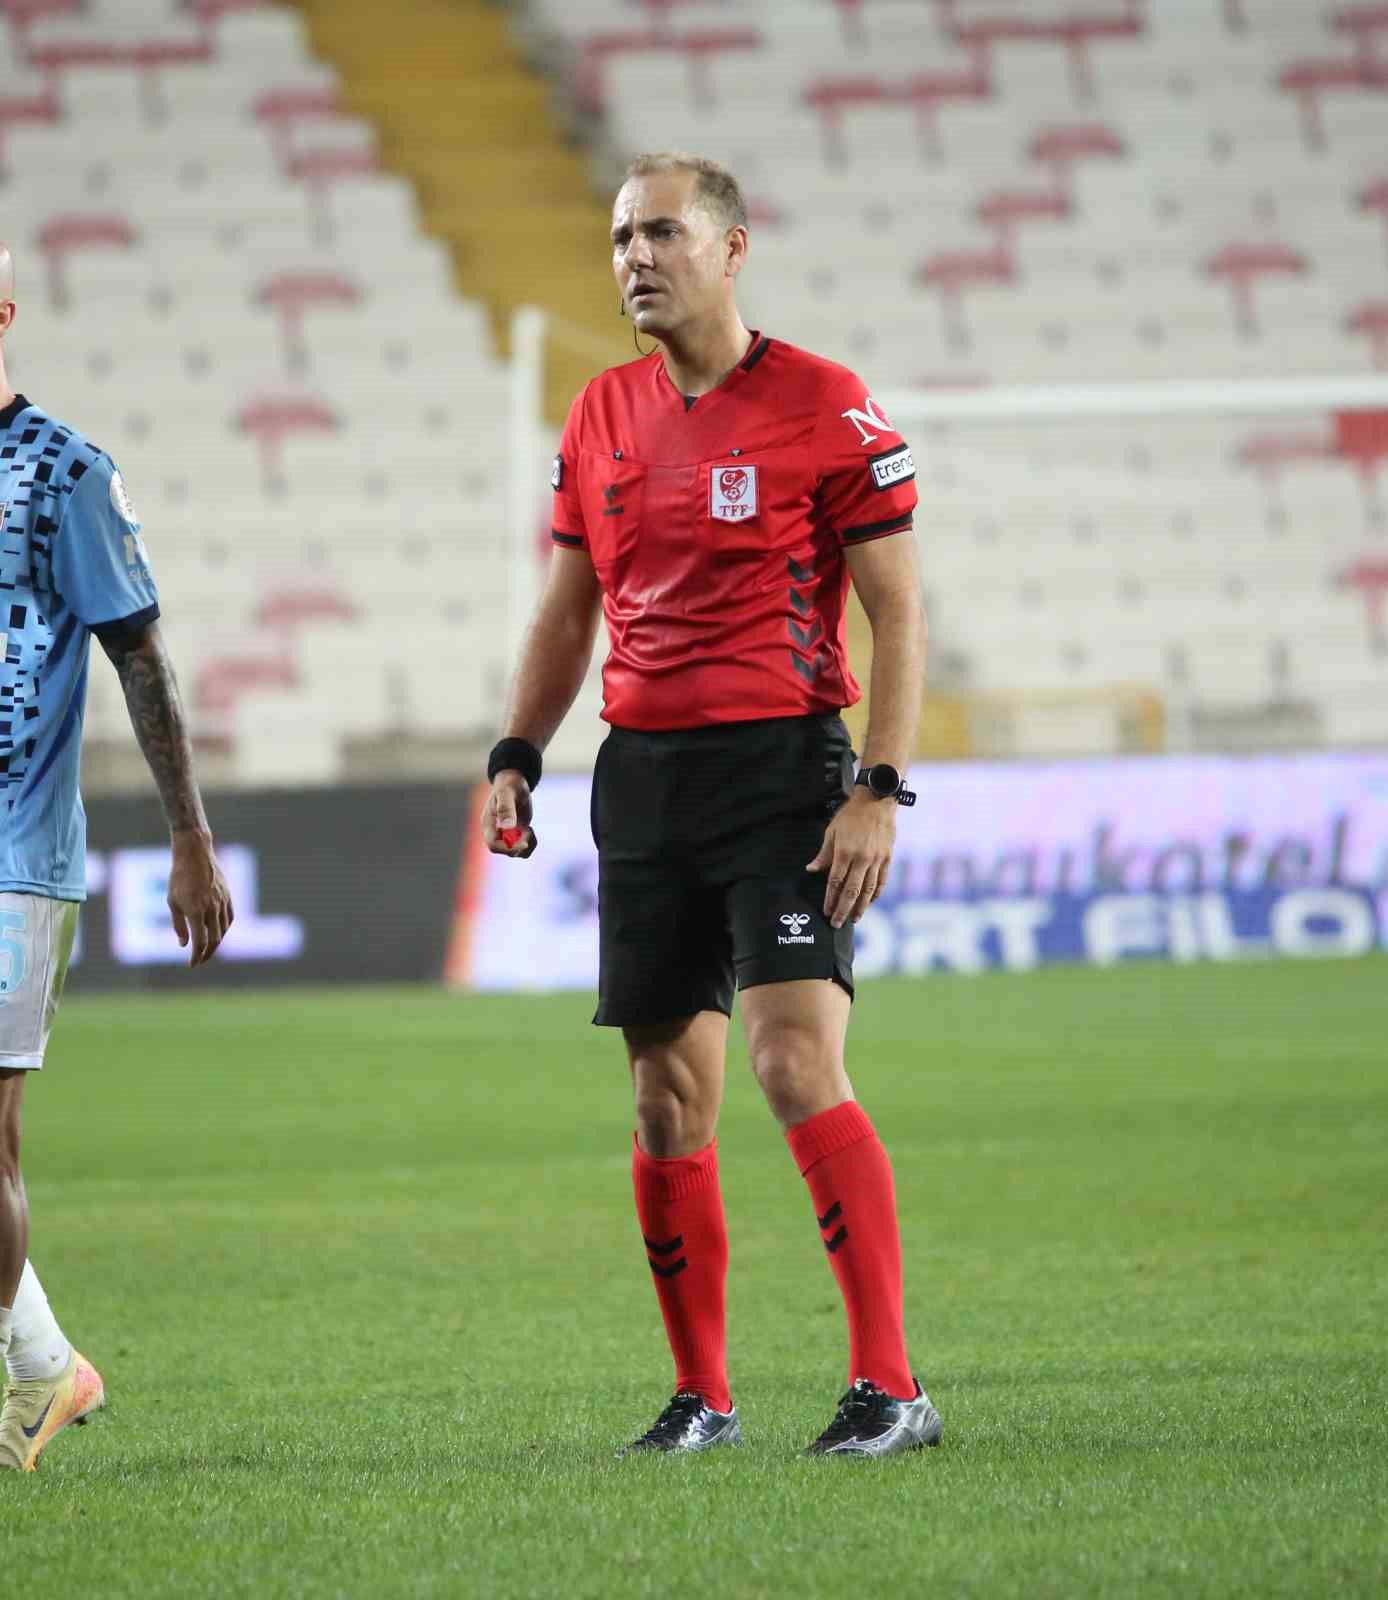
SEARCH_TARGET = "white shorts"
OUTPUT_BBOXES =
[0,893,80,1070]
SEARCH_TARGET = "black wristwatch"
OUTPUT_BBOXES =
[854,764,917,807]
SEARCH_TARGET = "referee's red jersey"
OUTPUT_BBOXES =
[550,334,917,731]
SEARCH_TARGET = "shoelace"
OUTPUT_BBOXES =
[639,1391,707,1447]
[816,1381,885,1446]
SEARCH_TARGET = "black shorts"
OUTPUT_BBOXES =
[590,712,857,1028]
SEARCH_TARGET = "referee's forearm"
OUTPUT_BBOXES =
[859,597,928,770]
[501,611,597,752]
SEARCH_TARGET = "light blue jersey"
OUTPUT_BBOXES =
[0,394,159,900]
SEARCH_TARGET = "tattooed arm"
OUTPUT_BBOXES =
[99,622,234,966]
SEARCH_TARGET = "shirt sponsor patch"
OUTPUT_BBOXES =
[551,454,563,490]
[710,463,758,522]
[841,396,894,447]
[869,444,915,491]
[109,470,139,525]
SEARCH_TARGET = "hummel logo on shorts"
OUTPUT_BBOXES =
[778,912,814,946]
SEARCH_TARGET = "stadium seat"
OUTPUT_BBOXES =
[1201,241,1313,337]
[1275,54,1388,152]
[1343,299,1388,364]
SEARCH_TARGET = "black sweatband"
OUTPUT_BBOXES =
[488,737,542,790]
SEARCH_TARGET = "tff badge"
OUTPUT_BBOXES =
[710,463,758,522]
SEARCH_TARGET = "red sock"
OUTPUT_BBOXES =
[785,1101,915,1401]
[631,1136,731,1413]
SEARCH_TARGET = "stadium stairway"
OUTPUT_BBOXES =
[291,0,629,420]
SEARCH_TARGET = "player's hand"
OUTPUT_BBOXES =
[168,830,234,967]
[807,791,896,929]
[483,771,538,859]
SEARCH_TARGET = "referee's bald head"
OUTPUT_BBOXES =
[623,153,748,233]
[612,154,750,340]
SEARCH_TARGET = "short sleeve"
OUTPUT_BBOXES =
[51,454,160,637]
[550,389,589,552]
[813,371,918,547]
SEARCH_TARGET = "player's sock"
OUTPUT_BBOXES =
[5,1261,72,1383]
[631,1136,731,1414]
[786,1101,915,1402]
[0,1306,11,1365]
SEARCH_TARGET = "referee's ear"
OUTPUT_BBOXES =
[724,224,748,280]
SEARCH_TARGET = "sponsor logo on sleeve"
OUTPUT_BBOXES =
[710,463,758,522]
[840,396,894,447]
[109,470,139,525]
[123,531,153,578]
[551,454,563,490]
[869,443,916,491]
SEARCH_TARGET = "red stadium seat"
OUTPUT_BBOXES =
[1333,555,1388,643]
[1233,426,1338,524]
[1234,413,1387,526]
[803,75,893,165]
[256,270,362,372]
[1347,300,1388,367]
[0,81,59,182]
[253,85,346,164]
[918,243,1017,350]
[1333,407,1388,519]
[928,0,965,30]
[745,196,787,228]
[254,583,359,633]
[282,146,383,237]
[1202,242,1311,338]
[951,7,1145,104]
[1275,55,1388,152]
[976,187,1072,240]
[573,25,762,116]
[235,394,339,491]
[24,36,212,72]
[190,0,278,20]
[0,0,79,44]
[1027,124,1126,195]
[1357,176,1388,259]
[194,650,298,723]
[23,33,213,122]
[902,62,993,160]
[1329,3,1388,65]
[36,213,137,310]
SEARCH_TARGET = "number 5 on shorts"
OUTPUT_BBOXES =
[0,909,27,1001]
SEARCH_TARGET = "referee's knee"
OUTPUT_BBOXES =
[748,1025,847,1127]
[631,1075,718,1158]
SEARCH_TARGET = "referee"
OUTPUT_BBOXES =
[483,154,938,1458]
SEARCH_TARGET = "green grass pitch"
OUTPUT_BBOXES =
[2,958,1386,1598]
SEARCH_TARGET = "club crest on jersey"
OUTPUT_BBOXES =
[109,470,139,526]
[710,463,757,522]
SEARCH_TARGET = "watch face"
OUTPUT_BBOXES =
[869,764,900,797]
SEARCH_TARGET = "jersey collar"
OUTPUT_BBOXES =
[659,332,771,414]
[0,392,31,431]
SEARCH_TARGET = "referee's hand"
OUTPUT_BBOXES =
[807,791,896,929]
[483,772,538,859]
